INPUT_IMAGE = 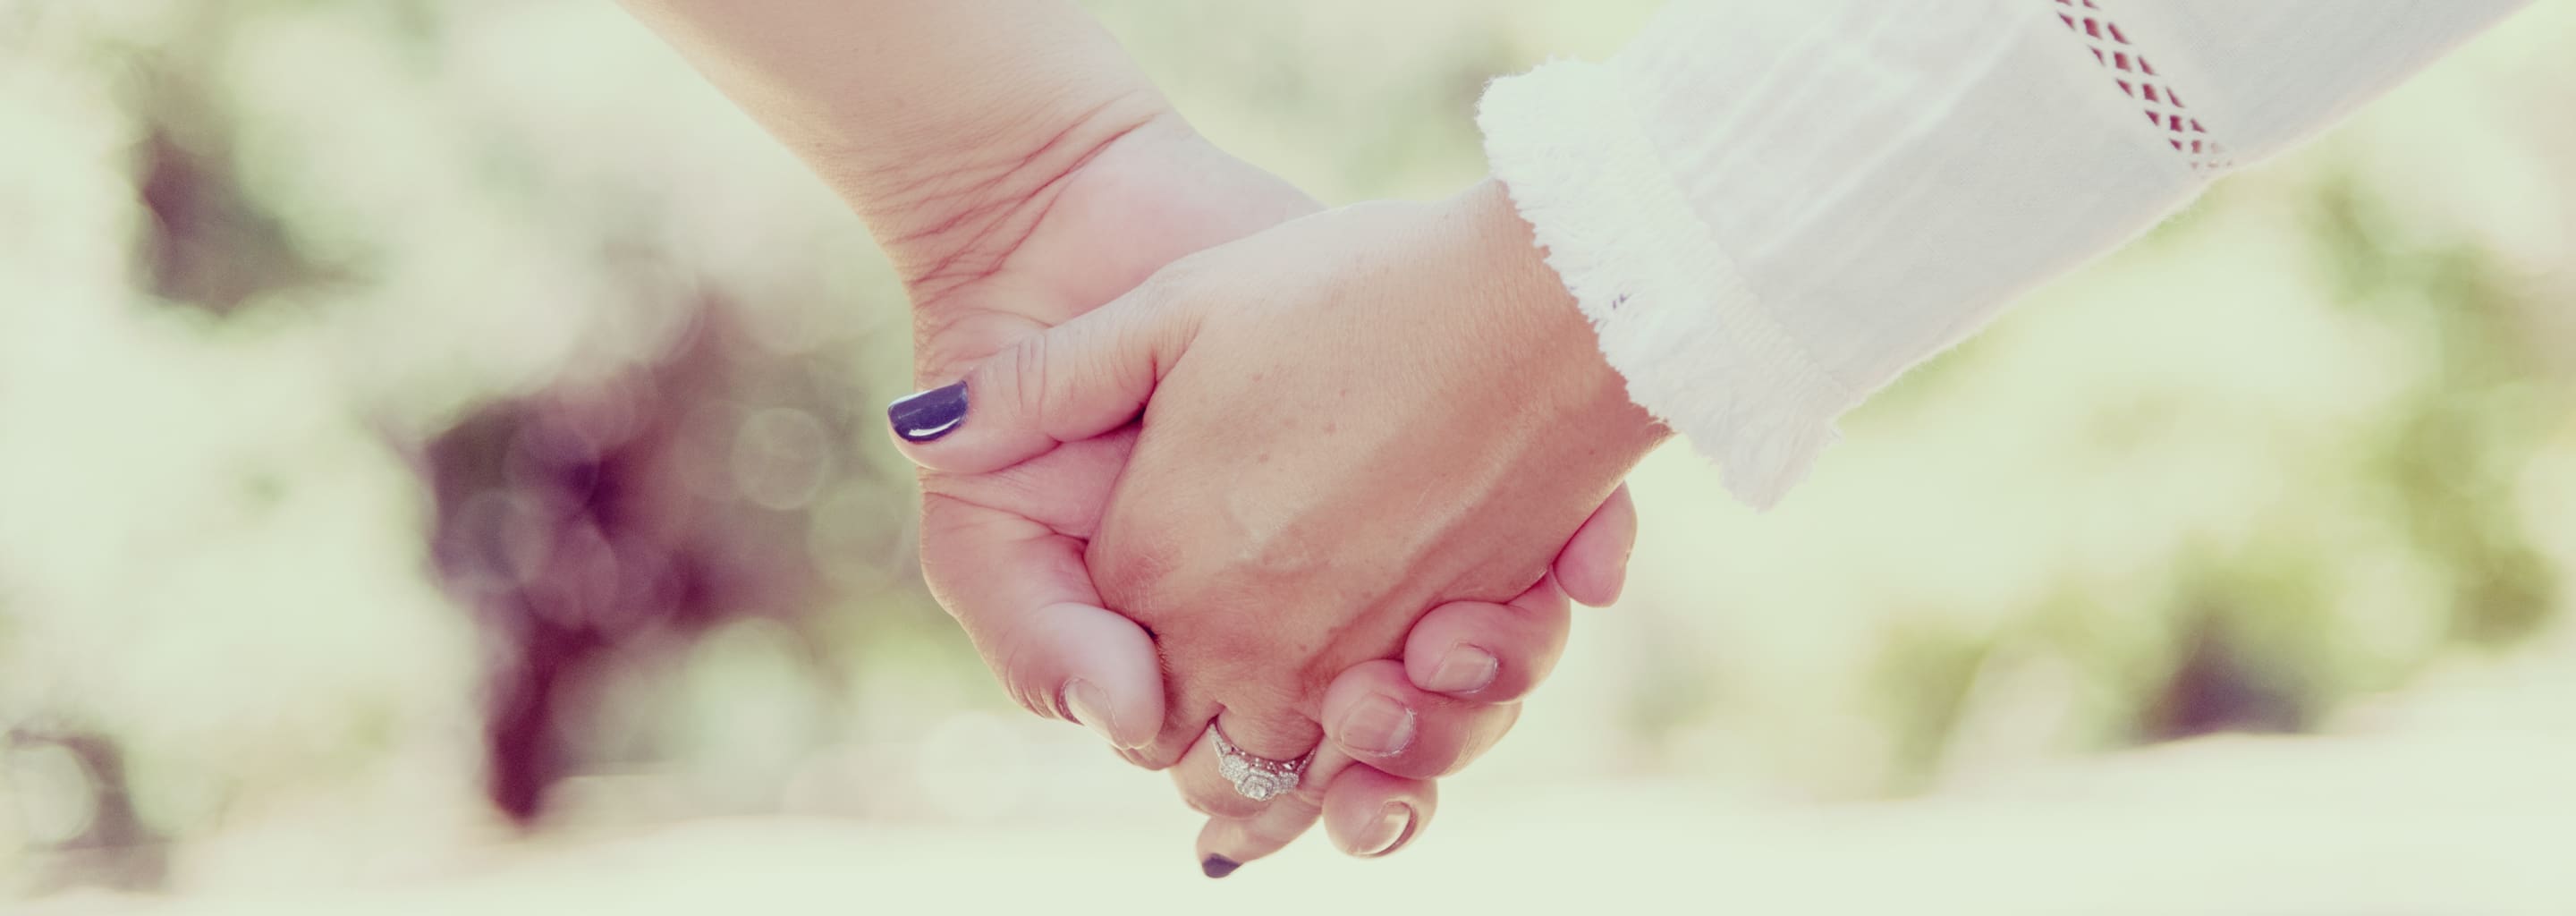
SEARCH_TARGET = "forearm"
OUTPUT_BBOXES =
[617,0,1173,296]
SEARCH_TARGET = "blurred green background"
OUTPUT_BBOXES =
[4,1,2574,911]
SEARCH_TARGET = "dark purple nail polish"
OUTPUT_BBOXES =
[1200,855,1241,879]
[888,382,967,442]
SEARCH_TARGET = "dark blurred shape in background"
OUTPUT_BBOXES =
[421,302,849,823]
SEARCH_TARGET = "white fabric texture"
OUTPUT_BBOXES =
[1479,0,2531,508]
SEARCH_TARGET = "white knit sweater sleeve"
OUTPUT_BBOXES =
[1479,0,2531,508]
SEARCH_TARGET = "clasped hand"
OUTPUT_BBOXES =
[615,0,1665,873]
[894,157,1666,869]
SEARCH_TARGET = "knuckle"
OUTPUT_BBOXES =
[1004,336,1053,428]
[1087,531,1176,616]
[1124,258,1209,350]
[1131,250,1205,303]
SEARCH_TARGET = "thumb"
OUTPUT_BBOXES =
[997,600,1165,752]
[920,496,1165,751]
[887,286,1192,474]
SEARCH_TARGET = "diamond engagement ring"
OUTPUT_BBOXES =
[1208,724,1311,802]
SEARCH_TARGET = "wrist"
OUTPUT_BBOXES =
[874,93,1176,301]
[620,0,1174,295]
[1444,179,1672,472]
[900,105,1191,386]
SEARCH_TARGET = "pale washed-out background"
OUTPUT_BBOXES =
[4,2,2576,912]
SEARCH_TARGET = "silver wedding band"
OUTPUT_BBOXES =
[1208,723,1312,802]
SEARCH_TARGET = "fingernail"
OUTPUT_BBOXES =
[887,382,967,442]
[1200,855,1241,879]
[1423,643,1498,694]
[1356,802,1419,858]
[1338,693,1416,758]
[1060,679,1127,748]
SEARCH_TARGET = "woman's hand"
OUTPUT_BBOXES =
[622,0,1640,867]
[894,179,1672,820]
[895,125,1642,869]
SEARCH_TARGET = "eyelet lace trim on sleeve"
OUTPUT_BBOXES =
[2054,0,2232,172]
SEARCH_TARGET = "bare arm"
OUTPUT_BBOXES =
[615,0,1172,301]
